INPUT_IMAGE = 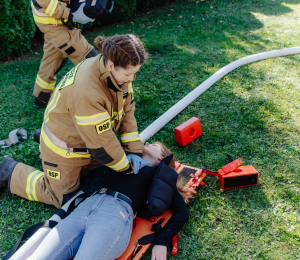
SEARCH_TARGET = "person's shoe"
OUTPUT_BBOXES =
[0,156,18,190]
[34,129,41,144]
[34,92,51,108]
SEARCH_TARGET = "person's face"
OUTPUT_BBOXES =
[142,142,163,167]
[107,60,141,85]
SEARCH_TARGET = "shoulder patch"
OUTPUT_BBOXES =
[47,169,61,180]
[95,120,111,134]
[58,61,83,90]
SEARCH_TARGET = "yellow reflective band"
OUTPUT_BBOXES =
[123,98,126,103]
[120,132,140,143]
[33,13,65,25]
[109,153,129,171]
[44,88,61,123]
[31,172,44,201]
[45,0,58,16]
[26,170,43,201]
[120,132,139,137]
[113,109,123,120]
[121,137,140,143]
[128,83,133,93]
[36,74,55,90]
[41,128,91,159]
[75,112,110,126]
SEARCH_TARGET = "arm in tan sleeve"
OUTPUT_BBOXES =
[119,84,144,155]
[32,0,71,20]
[72,95,133,174]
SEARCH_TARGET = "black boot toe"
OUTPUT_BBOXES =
[0,156,18,190]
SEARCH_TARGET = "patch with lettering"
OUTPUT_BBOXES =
[95,120,111,134]
[47,169,61,180]
[58,61,83,90]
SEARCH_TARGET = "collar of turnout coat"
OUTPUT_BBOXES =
[98,55,135,93]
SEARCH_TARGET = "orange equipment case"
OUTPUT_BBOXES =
[203,158,259,189]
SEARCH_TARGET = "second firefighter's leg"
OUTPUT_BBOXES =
[9,161,82,208]
[49,26,98,65]
[33,34,67,107]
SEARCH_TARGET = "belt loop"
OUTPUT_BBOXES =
[114,191,119,199]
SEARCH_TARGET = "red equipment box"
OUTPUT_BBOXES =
[204,159,259,189]
[174,117,203,146]
[218,165,259,189]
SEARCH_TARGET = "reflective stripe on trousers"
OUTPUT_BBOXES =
[26,170,44,201]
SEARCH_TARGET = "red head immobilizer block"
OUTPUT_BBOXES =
[222,158,243,174]
[174,117,203,146]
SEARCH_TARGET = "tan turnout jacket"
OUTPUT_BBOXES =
[40,54,144,173]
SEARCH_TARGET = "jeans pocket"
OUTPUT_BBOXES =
[114,199,133,220]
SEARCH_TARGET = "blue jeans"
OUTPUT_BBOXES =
[27,193,133,260]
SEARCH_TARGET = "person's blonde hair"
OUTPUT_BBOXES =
[94,34,148,68]
[154,142,195,204]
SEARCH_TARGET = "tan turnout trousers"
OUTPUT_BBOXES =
[33,22,96,101]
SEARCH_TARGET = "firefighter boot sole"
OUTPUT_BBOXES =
[0,156,18,191]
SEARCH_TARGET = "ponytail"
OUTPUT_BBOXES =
[94,34,148,68]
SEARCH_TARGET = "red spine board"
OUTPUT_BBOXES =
[116,211,173,260]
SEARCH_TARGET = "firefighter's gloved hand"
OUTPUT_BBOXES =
[73,3,95,24]
[127,154,149,174]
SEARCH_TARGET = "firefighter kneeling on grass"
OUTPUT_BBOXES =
[31,0,114,107]
[0,34,149,208]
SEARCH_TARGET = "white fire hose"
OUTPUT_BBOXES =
[140,47,300,142]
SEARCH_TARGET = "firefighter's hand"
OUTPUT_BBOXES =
[127,154,149,174]
[151,245,167,260]
[73,3,95,24]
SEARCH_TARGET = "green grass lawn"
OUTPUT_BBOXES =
[1,0,300,259]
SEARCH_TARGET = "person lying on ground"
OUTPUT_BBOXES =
[26,142,196,260]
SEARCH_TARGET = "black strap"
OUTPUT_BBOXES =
[226,154,234,162]
[137,219,164,245]
[3,220,58,260]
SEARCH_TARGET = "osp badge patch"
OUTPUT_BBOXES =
[96,120,111,134]
[47,169,61,180]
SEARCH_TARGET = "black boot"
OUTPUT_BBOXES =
[0,157,18,191]
[34,129,41,144]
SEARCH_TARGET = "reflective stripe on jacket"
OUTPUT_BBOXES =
[31,0,70,24]
[40,54,144,173]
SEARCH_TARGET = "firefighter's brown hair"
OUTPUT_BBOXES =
[94,34,148,68]
[154,142,194,204]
